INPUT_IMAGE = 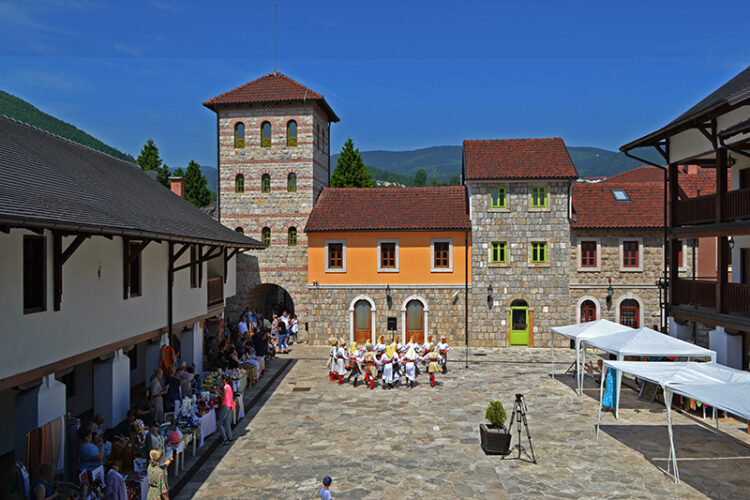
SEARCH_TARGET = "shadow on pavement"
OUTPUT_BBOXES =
[599,423,750,500]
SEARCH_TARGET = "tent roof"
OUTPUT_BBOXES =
[551,319,632,341]
[584,327,716,360]
[603,361,750,420]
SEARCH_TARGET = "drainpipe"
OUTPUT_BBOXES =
[622,148,669,334]
[465,228,469,369]
[328,122,332,186]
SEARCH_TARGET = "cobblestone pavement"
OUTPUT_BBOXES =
[179,346,750,499]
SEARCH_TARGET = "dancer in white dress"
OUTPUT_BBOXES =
[403,345,418,388]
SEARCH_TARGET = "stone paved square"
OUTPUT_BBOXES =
[178,346,750,499]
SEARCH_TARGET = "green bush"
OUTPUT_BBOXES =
[485,401,507,428]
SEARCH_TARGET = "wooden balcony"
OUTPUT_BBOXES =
[673,188,750,226]
[672,278,750,317]
[207,276,224,307]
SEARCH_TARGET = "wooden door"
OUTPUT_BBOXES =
[354,300,371,344]
[406,300,424,344]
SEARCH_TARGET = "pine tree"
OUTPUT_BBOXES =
[136,139,170,187]
[330,138,374,188]
[414,168,427,187]
[183,160,212,207]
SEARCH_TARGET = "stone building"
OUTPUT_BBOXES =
[203,73,339,331]
[463,139,578,347]
[303,186,471,345]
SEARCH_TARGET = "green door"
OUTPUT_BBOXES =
[509,307,530,345]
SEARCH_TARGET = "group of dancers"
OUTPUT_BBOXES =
[326,334,451,389]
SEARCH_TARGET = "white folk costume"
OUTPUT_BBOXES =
[347,342,362,386]
[380,346,395,389]
[374,335,386,355]
[404,346,418,387]
[335,339,348,383]
[327,337,339,381]
[436,337,451,373]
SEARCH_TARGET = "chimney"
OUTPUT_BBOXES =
[170,177,184,198]
[687,164,699,175]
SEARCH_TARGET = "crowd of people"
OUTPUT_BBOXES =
[327,334,451,389]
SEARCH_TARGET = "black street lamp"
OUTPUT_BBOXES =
[606,278,614,310]
[487,283,493,309]
[386,284,392,309]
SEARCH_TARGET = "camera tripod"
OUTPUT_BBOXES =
[503,393,537,463]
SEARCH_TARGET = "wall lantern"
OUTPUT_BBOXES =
[487,283,493,309]
[605,278,614,310]
[386,284,392,309]
[729,236,735,250]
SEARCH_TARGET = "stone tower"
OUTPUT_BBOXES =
[204,72,339,330]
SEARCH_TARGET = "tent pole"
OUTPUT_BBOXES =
[551,332,555,380]
[576,340,581,397]
[596,364,607,439]
[664,388,680,484]
[581,344,587,396]
[615,354,623,419]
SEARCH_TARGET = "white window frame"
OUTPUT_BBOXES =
[325,239,347,273]
[577,237,601,272]
[615,293,644,328]
[665,240,689,273]
[430,238,453,273]
[576,296,601,324]
[377,239,399,273]
[619,237,643,272]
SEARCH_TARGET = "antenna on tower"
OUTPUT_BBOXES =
[274,0,278,73]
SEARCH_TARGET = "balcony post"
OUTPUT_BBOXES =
[717,148,728,223]
[717,236,729,313]
[668,162,680,306]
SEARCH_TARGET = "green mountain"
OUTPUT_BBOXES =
[333,144,666,185]
[0,90,136,163]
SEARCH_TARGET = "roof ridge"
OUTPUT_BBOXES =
[0,114,140,170]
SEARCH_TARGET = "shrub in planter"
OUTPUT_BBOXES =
[480,401,511,455]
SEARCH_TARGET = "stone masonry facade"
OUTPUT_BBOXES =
[216,102,331,327]
[468,181,571,347]
[306,286,467,346]
[569,229,696,339]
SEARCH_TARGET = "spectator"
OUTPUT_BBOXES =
[319,476,333,500]
[135,391,155,427]
[164,366,181,412]
[114,410,137,438]
[91,413,106,441]
[217,374,235,444]
[178,362,193,398]
[146,449,172,500]
[77,428,103,474]
[280,310,290,329]
[290,314,299,344]
[277,322,289,354]
[149,369,167,424]
[31,463,59,500]
[105,462,127,500]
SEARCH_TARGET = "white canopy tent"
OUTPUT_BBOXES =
[595,360,750,483]
[550,319,633,396]
[584,327,716,418]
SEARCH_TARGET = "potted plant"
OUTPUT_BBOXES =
[480,401,511,455]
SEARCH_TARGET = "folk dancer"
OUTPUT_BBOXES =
[406,335,420,353]
[427,350,441,387]
[436,336,451,373]
[422,335,435,354]
[391,345,402,388]
[363,343,378,390]
[403,345,418,388]
[374,335,387,355]
[327,337,339,381]
[347,342,362,386]
[380,345,396,390]
[335,338,348,384]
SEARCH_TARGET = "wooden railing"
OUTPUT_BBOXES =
[672,278,716,309]
[724,282,750,315]
[674,195,716,225]
[723,188,750,220]
[207,277,223,306]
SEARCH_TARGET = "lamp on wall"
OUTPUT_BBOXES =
[605,278,614,310]
[729,236,735,250]
[386,284,392,309]
[487,283,493,309]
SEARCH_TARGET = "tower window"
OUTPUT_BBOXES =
[288,227,297,246]
[235,173,244,193]
[287,120,297,147]
[261,173,271,193]
[235,227,244,234]
[261,121,271,148]
[234,122,245,148]
[23,235,46,313]
[287,172,297,192]
[262,227,271,247]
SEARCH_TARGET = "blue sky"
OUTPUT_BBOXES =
[1,0,749,168]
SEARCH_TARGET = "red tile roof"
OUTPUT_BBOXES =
[304,186,470,232]
[203,72,339,122]
[463,138,578,180]
[573,165,719,229]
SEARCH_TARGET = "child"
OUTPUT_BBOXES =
[319,475,333,500]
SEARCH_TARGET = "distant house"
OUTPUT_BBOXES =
[0,115,263,469]
[622,65,750,370]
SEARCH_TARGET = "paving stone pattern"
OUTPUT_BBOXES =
[179,346,750,499]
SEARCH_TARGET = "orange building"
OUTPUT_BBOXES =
[305,186,471,344]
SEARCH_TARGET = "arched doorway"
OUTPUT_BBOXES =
[509,298,530,345]
[406,299,425,344]
[354,300,372,344]
[619,298,640,328]
[580,299,597,323]
[243,283,294,326]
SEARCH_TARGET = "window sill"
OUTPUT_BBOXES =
[430,268,453,273]
[528,207,550,212]
[528,262,551,268]
[23,306,46,315]
[489,208,510,213]
[619,267,643,273]
[377,268,399,273]
[325,269,346,273]
[577,267,601,272]
[488,262,510,268]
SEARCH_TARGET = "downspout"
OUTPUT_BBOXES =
[622,148,669,334]
[216,113,221,221]
[168,242,174,343]
[465,228,469,370]
[328,122,331,186]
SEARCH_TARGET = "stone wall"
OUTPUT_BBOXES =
[468,181,571,347]
[306,286,469,346]
[569,229,696,334]
[216,103,330,327]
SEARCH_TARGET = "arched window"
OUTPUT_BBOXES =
[287,172,297,192]
[261,121,271,148]
[620,299,639,328]
[234,122,245,148]
[288,227,297,246]
[261,173,271,193]
[235,227,244,234]
[235,173,244,193]
[286,120,297,147]
[580,300,596,323]
[262,227,271,247]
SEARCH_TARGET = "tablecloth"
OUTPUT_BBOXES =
[198,409,216,448]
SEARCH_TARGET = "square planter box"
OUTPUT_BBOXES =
[480,423,511,455]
